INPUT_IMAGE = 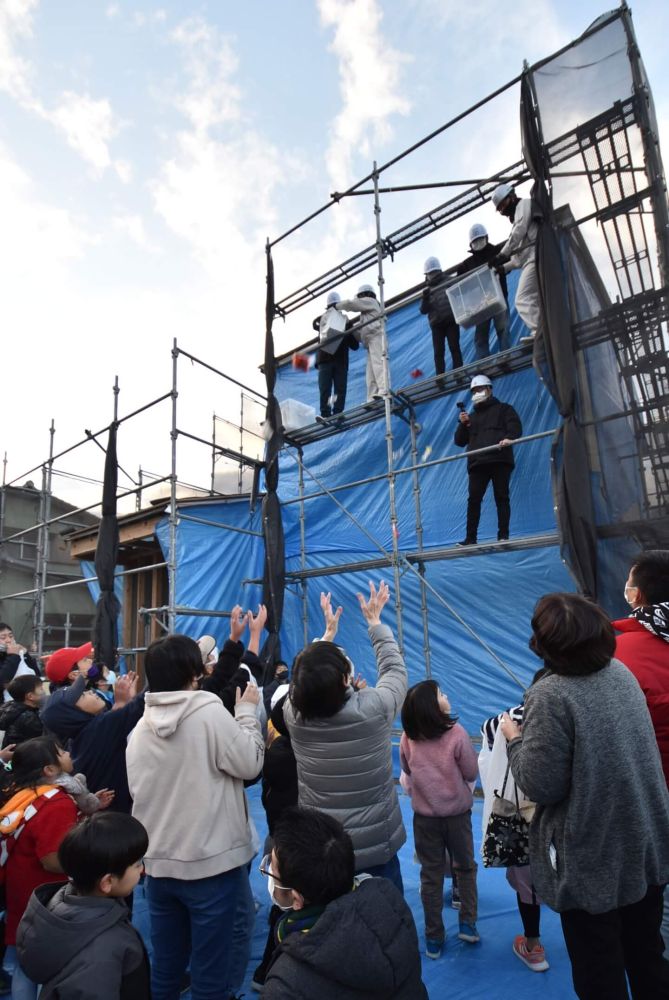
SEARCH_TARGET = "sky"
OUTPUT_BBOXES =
[1,0,668,512]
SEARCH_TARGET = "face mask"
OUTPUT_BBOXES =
[471,237,487,251]
[267,874,293,911]
[624,586,637,608]
[472,391,488,405]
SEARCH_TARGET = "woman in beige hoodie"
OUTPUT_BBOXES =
[126,634,264,1000]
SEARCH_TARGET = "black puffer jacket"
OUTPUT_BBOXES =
[454,395,522,469]
[456,239,509,300]
[419,270,456,328]
[0,701,43,748]
[261,694,298,835]
[263,877,428,1000]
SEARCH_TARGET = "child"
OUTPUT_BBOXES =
[400,680,479,958]
[0,736,79,999]
[46,742,115,815]
[0,676,44,748]
[17,812,150,999]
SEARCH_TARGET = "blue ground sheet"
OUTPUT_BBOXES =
[133,782,574,999]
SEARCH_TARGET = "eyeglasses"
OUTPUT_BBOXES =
[258,853,293,892]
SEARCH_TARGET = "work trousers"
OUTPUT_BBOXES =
[560,885,669,1000]
[474,309,510,360]
[318,357,348,416]
[515,261,541,334]
[413,811,478,941]
[466,463,512,541]
[431,321,462,374]
[363,331,387,398]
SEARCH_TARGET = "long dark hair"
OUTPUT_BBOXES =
[4,735,63,800]
[401,680,457,741]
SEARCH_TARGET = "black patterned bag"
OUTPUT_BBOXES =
[482,764,532,868]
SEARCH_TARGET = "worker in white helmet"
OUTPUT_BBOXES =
[491,183,541,341]
[333,284,387,401]
[419,256,462,374]
[311,291,360,421]
[454,374,522,545]
[456,224,511,359]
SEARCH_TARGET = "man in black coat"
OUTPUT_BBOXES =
[420,256,462,374]
[262,807,427,1000]
[454,374,522,545]
[456,223,510,360]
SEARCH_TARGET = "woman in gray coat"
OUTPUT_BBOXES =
[283,582,407,892]
[501,593,669,1000]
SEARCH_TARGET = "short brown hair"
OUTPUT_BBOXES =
[529,593,615,676]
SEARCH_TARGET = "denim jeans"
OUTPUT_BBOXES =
[146,867,243,1000]
[357,852,404,895]
[4,944,39,1000]
[224,864,256,996]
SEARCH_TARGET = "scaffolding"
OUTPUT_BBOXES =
[260,3,669,682]
[0,343,267,664]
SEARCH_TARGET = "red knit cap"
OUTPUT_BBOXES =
[46,642,93,684]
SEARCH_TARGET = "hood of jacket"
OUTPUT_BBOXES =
[143,688,220,738]
[17,882,128,984]
[270,877,424,995]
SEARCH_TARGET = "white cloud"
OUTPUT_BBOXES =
[317,0,411,191]
[112,213,157,251]
[0,0,39,105]
[50,91,120,172]
[105,3,120,18]
[170,16,241,133]
[114,158,133,183]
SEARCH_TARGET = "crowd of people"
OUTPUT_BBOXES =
[0,548,667,998]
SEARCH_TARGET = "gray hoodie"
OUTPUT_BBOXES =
[17,882,150,999]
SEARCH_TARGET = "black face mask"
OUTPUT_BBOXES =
[500,198,517,221]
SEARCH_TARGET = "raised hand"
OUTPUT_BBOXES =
[247,605,267,655]
[113,671,138,706]
[235,683,260,708]
[356,581,390,626]
[230,605,248,643]
[95,789,115,809]
[320,592,343,641]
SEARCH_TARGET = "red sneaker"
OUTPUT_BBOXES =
[513,935,549,972]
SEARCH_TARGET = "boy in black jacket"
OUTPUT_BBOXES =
[0,675,45,748]
[454,374,522,545]
[17,813,150,1000]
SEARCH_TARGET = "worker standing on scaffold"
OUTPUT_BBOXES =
[491,183,541,344]
[420,256,462,375]
[334,284,386,402]
[312,291,360,423]
[454,374,522,546]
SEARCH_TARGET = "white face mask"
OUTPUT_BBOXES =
[267,874,293,911]
[624,585,638,608]
[471,237,487,251]
[472,391,488,405]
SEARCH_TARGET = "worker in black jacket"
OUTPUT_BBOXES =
[312,291,359,420]
[454,374,522,545]
[456,223,510,360]
[420,256,462,374]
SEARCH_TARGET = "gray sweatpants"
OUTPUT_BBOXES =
[414,810,478,940]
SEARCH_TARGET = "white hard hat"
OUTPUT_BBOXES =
[470,374,492,390]
[326,291,341,306]
[468,223,488,243]
[357,283,375,295]
[423,256,441,274]
[491,183,514,209]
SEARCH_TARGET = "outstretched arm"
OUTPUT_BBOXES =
[319,591,343,642]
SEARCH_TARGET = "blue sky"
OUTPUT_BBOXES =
[2,0,668,507]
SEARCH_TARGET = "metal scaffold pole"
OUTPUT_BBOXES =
[297,446,308,648]
[373,162,404,650]
[34,420,55,658]
[407,405,432,677]
[168,340,179,634]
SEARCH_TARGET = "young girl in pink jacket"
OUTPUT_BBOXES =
[400,680,479,959]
